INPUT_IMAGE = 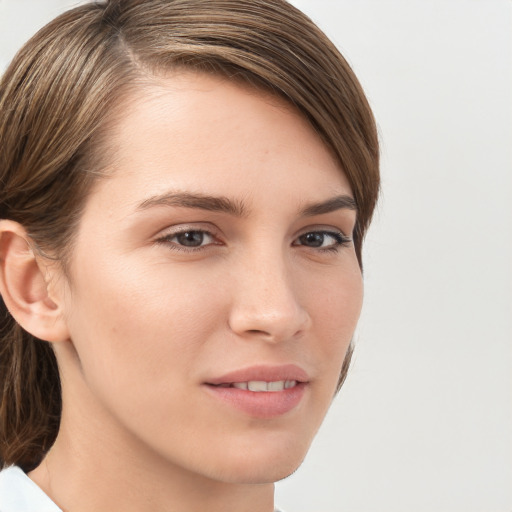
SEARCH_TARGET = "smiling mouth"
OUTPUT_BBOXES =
[211,380,298,392]
[204,365,308,417]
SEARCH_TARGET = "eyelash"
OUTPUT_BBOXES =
[293,230,352,252]
[156,228,352,253]
[156,229,219,253]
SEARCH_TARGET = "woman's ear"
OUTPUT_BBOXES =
[0,220,70,343]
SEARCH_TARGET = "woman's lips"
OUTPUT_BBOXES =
[204,364,309,418]
[206,364,309,386]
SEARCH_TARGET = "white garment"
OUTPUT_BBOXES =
[0,465,284,512]
[0,466,62,512]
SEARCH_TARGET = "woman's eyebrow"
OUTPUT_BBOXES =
[300,195,357,216]
[136,191,247,217]
[136,191,355,217]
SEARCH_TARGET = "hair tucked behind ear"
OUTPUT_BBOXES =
[0,0,133,471]
[1,0,379,470]
[0,300,61,472]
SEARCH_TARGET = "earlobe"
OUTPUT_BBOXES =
[0,220,70,343]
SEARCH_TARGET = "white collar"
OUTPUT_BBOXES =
[0,466,62,512]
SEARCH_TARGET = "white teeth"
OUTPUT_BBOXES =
[231,380,298,392]
[284,380,297,389]
[267,381,285,391]
[248,381,268,392]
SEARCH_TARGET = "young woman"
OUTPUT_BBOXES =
[0,1,379,510]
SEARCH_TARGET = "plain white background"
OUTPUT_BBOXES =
[1,1,511,511]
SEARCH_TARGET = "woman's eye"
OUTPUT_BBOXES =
[158,229,216,250]
[294,231,350,251]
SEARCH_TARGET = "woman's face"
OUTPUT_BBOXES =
[56,72,363,484]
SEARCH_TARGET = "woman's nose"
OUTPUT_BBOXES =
[227,253,311,343]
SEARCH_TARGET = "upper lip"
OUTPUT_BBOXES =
[205,364,309,385]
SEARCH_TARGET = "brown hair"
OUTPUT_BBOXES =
[0,0,379,472]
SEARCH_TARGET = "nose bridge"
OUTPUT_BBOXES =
[228,243,310,341]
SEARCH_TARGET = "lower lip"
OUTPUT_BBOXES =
[204,383,307,419]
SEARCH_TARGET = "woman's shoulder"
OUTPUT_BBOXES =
[0,466,62,512]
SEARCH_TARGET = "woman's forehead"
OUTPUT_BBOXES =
[91,72,352,213]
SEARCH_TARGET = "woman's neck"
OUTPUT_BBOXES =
[29,357,275,512]
[30,422,274,512]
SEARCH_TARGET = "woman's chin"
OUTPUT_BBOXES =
[198,439,310,485]
[212,459,304,485]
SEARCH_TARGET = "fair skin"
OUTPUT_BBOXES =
[0,72,362,512]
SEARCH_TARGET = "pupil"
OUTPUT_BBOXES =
[177,231,204,247]
[302,232,323,247]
